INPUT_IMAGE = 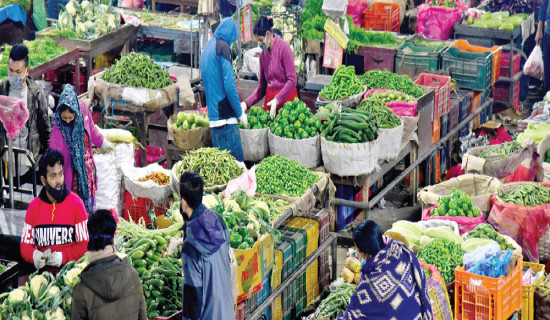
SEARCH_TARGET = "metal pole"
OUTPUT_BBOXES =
[247,233,338,320]
[7,139,13,209]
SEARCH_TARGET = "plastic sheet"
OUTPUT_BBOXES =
[364,89,418,116]
[524,45,544,80]
[468,250,513,278]
[0,95,28,140]
[416,3,466,40]
[422,205,487,235]
[463,242,501,270]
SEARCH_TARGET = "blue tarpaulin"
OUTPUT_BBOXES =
[0,4,26,26]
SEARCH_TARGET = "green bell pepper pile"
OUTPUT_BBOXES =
[418,238,465,284]
[270,98,321,139]
[319,65,364,101]
[239,106,272,129]
[431,188,481,218]
[256,155,321,197]
[360,70,426,98]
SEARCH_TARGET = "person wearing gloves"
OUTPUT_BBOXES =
[20,149,89,271]
[200,17,247,162]
[242,17,298,119]
[49,84,114,214]
[180,171,234,320]
[71,209,147,320]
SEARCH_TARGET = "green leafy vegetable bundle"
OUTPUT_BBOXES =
[301,0,327,40]
[479,141,521,159]
[319,65,364,100]
[102,52,173,90]
[0,37,67,80]
[314,283,357,318]
[359,91,412,129]
[346,15,402,53]
[322,108,378,143]
[256,155,321,197]
[466,223,514,251]
[175,148,243,187]
[270,98,321,139]
[418,238,465,284]
[360,70,426,98]
[239,106,272,129]
[431,188,481,218]
[499,183,550,207]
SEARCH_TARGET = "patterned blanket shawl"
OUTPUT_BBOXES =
[337,240,433,320]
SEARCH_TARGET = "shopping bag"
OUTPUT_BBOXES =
[524,45,544,80]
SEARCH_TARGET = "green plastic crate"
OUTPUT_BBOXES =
[442,47,493,91]
[275,240,294,320]
[280,227,308,317]
[395,42,442,73]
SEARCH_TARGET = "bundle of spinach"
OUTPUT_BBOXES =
[346,15,402,53]
[302,0,326,40]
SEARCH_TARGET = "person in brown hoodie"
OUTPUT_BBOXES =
[71,209,147,320]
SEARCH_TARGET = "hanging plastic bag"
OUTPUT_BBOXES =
[0,96,29,140]
[416,2,467,40]
[524,45,545,80]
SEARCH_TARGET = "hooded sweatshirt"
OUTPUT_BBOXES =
[199,17,243,127]
[71,253,147,320]
[182,204,234,320]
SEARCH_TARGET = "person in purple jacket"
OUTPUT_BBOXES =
[242,17,298,119]
[49,85,114,213]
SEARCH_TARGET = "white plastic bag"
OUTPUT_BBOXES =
[524,45,545,80]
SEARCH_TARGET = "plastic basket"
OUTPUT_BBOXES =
[364,2,400,32]
[453,40,502,85]
[257,271,272,320]
[493,82,519,111]
[272,249,283,320]
[236,301,246,320]
[442,47,493,91]
[500,51,521,78]
[432,117,441,144]
[395,41,442,73]
[279,227,307,317]
[274,240,294,320]
[123,191,152,225]
[521,262,545,320]
[309,208,331,288]
[455,259,523,320]
[415,73,451,121]
[245,293,258,316]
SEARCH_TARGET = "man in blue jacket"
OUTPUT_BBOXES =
[180,171,234,320]
[200,17,247,162]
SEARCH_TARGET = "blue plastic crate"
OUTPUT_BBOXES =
[336,184,355,231]
[451,90,472,124]
[47,0,69,19]
[257,271,272,320]
[279,227,307,317]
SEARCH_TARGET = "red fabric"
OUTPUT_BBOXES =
[422,205,486,235]
[445,164,465,180]
[20,192,89,265]
[487,127,513,145]
[263,86,299,113]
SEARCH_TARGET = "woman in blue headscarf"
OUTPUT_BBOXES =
[49,85,114,213]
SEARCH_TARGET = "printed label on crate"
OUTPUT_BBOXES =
[324,18,348,49]
[236,238,262,303]
[259,234,274,278]
[470,279,482,287]
[323,33,343,69]
[241,6,253,44]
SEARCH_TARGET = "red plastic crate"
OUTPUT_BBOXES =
[500,51,521,78]
[236,301,246,320]
[45,70,58,82]
[493,82,519,111]
[455,259,522,320]
[123,191,152,224]
[415,73,451,121]
[364,2,400,32]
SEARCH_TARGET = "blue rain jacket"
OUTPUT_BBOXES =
[199,17,243,123]
[182,204,235,320]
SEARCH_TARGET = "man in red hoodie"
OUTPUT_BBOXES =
[20,148,89,270]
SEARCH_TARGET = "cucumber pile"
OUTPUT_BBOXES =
[322,108,379,143]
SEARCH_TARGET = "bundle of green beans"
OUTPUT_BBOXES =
[176,148,243,187]
[417,238,465,284]
[102,52,173,90]
[479,141,521,159]
[499,183,550,207]
[319,65,364,100]
[256,155,321,197]
[314,283,357,318]
[358,100,402,129]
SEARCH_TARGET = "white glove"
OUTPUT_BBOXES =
[239,113,248,128]
[268,98,278,119]
[101,139,115,152]
[46,251,63,267]
[33,250,47,270]
[240,101,248,113]
[166,237,184,257]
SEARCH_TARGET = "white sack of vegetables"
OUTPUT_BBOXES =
[123,163,172,205]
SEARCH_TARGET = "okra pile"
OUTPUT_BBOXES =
[499,183,550,207]
[176,148,243,187]
[256,155,321,197]
[418,238,465,284]
[320,65,364,100]
[358,99,402,129]
[360,70,426,98]
[102,52,173,89]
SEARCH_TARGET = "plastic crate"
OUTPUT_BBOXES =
[123,191,152,225]
[415,73,451,121]
[395,41,442,73]
[283,217,320,306]
[274,240,294,320]
[309,208,331,288]
[454,40,502,85]
[455,259,523,320]
[452,90,472,124]
[440,113,449,140]
[357,46,396,73]
[279,227,307,317]
[236,301,246,320]
[336,184,356,231]
[257,271,272,320]
[521,262,545,320]
[442,47,493,91]
[493,82,519,111]
[432,117,441,144]
[272,249,283,320]
[500,51,521,78]
[0,259,18,293]
[245,293,258,316]
[364,2,400,32]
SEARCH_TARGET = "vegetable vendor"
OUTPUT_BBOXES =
[200,17,247,162]
[179,171,234,320]
[242,17,298,119]
[336,220,433,320]
[0,44,51,195]
[72,209,147,320]
[537,0,550,88]
[20,149,89,271]
[50,84,115,214]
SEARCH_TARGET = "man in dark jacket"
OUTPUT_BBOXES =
[0,44,51,189]
[71,209,147,320]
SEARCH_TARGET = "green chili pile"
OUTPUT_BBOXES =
[314,283,357,318]
[320,65,364,100]
[479,141,521,159]
[176,148,243,187]
[358,96,405,129]
[499,183,550,207]
[256,155,321,197]
[360,70,426,98]
[102,52,173,89]
[417,238,465,284]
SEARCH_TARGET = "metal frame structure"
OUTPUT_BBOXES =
[0,145,37,209]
